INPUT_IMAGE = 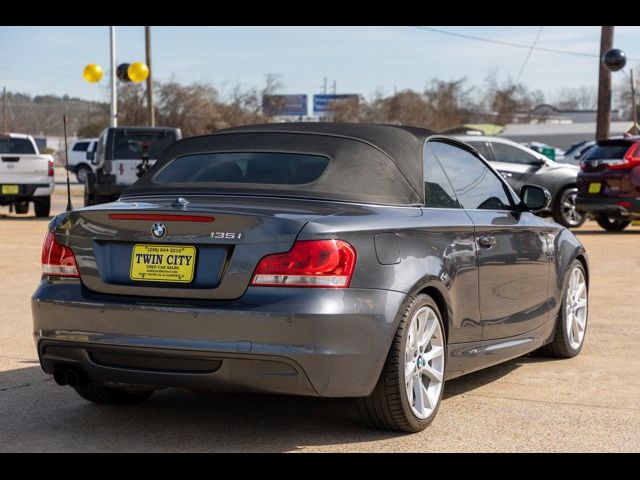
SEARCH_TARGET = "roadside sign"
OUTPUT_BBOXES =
[313,94,359,114]
[262,94,308,116]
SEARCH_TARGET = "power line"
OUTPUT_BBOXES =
[414,26,640,61]
[516,26,544,83]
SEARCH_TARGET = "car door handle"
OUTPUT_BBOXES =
[478,236,497,248]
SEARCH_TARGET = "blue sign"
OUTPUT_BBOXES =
[262,94,308,116]
[313,94,359,114]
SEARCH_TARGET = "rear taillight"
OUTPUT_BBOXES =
[47,159,54,177]
[41,231,79,277]
[250,239,356,288]
[619,143,640,170]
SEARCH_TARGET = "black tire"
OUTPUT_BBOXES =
[540,260,588,358]
[34,197,51,218]
[74,383,154,405]
[553,187,586,228]
[84,171,96,207]
[94,194,114,205]
[356,294,446,433]
[14,201,29,214]
[595,216,630,232]
[75,164,92,184]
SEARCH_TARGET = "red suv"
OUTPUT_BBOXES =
[576,138,640,231]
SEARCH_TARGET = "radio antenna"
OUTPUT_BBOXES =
[63,114,73,212]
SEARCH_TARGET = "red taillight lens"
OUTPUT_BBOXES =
[611,143,640,170]
[47,159,54,177]
[250,240,356,288]
[41,231,79,277]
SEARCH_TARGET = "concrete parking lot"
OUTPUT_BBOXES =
[1,182,639,452]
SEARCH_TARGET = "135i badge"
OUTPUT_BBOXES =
[210,232,242,240]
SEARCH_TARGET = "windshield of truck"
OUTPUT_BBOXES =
[111,130,177,160]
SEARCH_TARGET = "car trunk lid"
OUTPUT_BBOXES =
[57,195,344,300]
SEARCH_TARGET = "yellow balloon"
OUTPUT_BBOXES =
[82,64,103,83]
[128,62,149,83]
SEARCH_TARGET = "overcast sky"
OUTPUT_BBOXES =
[1,26,639,103]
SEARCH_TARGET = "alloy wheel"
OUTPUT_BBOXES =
[404,306,445,419]
[566,266,588,350]
[561,190,584,227]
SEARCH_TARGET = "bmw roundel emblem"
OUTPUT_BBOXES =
[151,222,167,239]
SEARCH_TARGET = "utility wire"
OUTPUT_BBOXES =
[516,26,544,83]
[414,26,640,61]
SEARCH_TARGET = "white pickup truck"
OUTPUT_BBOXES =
[0,133,54,217]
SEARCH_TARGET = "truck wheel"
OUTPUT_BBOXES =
[95,194,114,205]
[553,187,586,228]
[75,164,92,183]
[14,201,29,214]
[84,171,96,207]
[34,197,51,217]
[596,216,630,232]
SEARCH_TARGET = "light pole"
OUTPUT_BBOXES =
[109,26,117,127]
[603,47,639,135]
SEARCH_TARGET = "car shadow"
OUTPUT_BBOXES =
[443,361,521,398]
[1,354,556,452]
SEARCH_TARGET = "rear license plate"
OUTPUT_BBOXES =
[588,182,602,194]
[633,220,640,226]
[1,185,19,195]
[130,244,196,283]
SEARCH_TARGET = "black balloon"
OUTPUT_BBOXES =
[116,63,132,82]
[603,49,627,72]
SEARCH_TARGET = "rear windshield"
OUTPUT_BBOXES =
[584,141,632,160]
[153,152,330,185]
[0,138,36,154]
[112,130,177,159]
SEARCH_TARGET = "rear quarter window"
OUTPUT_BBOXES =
[153,152,330,185]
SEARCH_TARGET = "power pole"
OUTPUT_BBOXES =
[323,77,327,95]
[596,26,614,141]
[145,26,155,127]
[109,26,118,127]
[332,80,336,94]
[2,86,6,132]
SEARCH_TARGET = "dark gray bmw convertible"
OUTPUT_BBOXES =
[32,123,589,432]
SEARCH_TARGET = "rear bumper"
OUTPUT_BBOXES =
[0,183,53,203]
[32,280,408,397]
[575,195,640,218]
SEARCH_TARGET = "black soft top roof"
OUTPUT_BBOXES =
[123,123,437,206]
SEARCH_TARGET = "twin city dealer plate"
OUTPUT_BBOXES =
[129,223,196,283]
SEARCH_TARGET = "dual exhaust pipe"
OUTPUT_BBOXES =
[53,367,87,387]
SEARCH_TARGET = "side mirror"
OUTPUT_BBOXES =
[86,151,95,161]
[520,185,551,212]
[533,157,546,167]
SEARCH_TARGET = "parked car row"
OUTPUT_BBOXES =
[4,127,637,233]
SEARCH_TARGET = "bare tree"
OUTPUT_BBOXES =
[481,73,544,124]
[552,86,597,110]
